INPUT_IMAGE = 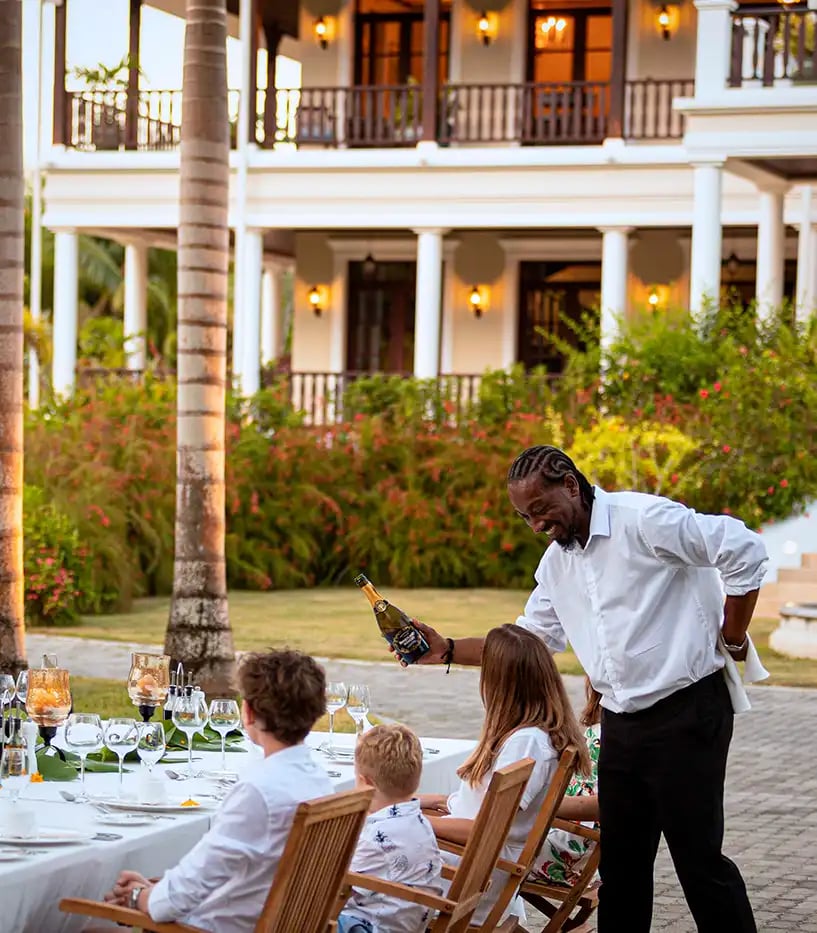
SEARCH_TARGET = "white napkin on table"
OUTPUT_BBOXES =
[718,633,769,714]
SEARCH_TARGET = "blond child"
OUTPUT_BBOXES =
[339,724,443,933]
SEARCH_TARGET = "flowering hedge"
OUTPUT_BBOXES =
[22,304,817,623]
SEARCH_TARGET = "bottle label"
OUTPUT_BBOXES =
[391,625,430,665]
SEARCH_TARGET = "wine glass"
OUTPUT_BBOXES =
[0,741,29,804]
[0,675,14,742]
[64,713,104,802]
[172,693,207,778]
[208,698,241,774]
[136,722,166,774]
[346,684,371,737]
[14,670,27,711]
[104,718,139,794]
[325,682,347,753]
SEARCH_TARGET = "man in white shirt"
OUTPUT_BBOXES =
[412,445,766,933]
[104,650,334,932]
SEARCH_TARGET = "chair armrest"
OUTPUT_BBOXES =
[437,838,465,857]
[59,898,205,933]
[441,864,458,881]
[551,818,600,842]
[346,872,458,915]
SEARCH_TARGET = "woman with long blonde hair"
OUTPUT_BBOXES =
[420,624,590,923]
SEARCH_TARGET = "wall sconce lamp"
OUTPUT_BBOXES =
[647,285,669,310]
[655,4,678,41]
[469,285,485,318]
[648,287,660,309]
[313,16,334,50]
[725,252,741,280]
[477,11,497,46]
[308,285,325,317]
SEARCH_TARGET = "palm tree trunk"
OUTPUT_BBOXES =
[0,0,27,676]
[165,0,235,693]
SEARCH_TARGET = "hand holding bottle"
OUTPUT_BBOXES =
[389,619,449,667]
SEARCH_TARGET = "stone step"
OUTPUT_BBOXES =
[803,553,817,570]
[778,567,817,584]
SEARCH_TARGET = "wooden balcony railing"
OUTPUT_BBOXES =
[730,6,817,86]
[623,78,695,140]
[65,80,694,152]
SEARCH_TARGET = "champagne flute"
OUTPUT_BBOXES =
[64,713,104,802]
[325,682,347,753]
[208,698,241,774]
[172,693,206,778]
[136,722,166,774]
[346,684,371,737]
[104,717,139,794]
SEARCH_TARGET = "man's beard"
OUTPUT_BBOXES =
[556,524,582,551]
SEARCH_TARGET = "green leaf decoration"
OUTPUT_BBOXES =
[64,752,127,775]
[35,752,78,781]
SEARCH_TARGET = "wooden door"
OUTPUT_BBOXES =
[346,260,417,374]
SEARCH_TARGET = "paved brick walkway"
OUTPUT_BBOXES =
[29,634,817,931]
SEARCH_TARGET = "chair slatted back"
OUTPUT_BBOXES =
[433,758,534,931]
[478,745,579,930]
[255,788,373,933]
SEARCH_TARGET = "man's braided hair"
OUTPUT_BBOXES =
[507,445,595,511]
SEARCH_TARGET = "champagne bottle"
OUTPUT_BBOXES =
[355,574,430,664]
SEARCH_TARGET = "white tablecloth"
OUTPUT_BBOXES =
[0,730,474,933]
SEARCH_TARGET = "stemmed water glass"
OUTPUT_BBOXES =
[136,722,166,774]
[346,684,371,737]
[104,717,139,795]
[64,713,104,802]
[14,670,27,711]
[0,675,14,742]
[173,693,207,778]
[208,698,241,774]
[325,682,347,753]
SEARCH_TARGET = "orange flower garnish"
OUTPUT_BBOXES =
[30,773,44,783]
[180,798,200,807]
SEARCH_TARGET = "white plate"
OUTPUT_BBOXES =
[95,813,157,827]
[0,828,91,847]
[0,849,30,861]
[97,799,213,814]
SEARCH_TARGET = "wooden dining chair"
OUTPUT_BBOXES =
[346,758,536,933]
[517,818,600,933]
[59,787,374,933]
[427,745,580,932]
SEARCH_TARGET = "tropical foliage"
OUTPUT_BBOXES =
[22,304,817,624]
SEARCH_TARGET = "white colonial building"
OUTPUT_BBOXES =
[38,0,817,416]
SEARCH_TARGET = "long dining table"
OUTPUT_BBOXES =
[0,731,476,933]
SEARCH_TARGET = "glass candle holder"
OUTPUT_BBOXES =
[127,653,170,722]
[25,667,72,759]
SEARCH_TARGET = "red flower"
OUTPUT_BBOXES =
[780,479,789,488]
[722,445,731,453]
[767,486,775,495]
[671,473,679,484]
[699,389,709,399]
[722,507,732,515]
[501,542,514,552]
[713,382,722,392]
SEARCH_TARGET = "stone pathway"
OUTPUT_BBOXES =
[29,634,817,931]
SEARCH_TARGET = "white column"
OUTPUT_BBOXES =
[238,229,263,397]
[795,186,817,325]
[52,230,79,397]
[413,229,446,379]
[123,242,148,371]
[598,227,632,355]
[693,0,738,94]
[756,189,786,319]
[689,162,724,318]
[261,264,284,365]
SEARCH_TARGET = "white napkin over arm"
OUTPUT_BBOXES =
[718,633,769,714]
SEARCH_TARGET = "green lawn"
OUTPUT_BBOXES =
[40,589,817,688]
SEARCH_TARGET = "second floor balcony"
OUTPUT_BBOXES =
[62,77,694,152]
